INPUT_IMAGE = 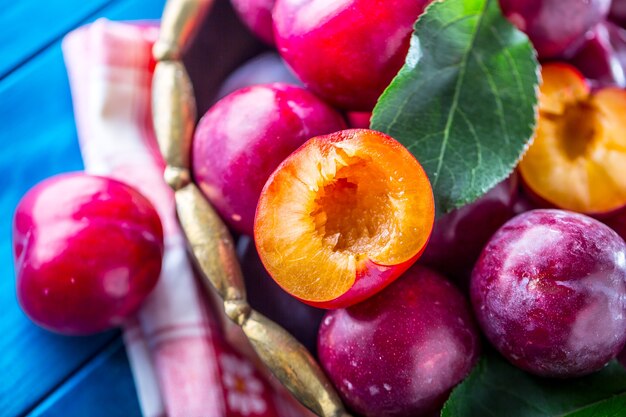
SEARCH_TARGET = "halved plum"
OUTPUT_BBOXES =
[518,63,626,215]
[254,129,435,309]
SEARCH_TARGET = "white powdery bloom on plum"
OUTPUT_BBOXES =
[219,353,267,415]
[471,209,626,378]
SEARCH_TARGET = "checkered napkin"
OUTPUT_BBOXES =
[62,19,312,417]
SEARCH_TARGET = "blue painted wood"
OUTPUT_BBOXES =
[0,1,115,80]
[0,0,165,415]
[0,0,114,79]
[0,36,118,417]
[27,339,142,417]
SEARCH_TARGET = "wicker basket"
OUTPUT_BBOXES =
[150,0,351,416]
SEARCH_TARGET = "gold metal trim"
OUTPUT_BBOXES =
[153,0,214,60]
[150,1,352,416]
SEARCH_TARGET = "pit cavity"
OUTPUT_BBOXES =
[556,101,600,160]
[310,158,394,256]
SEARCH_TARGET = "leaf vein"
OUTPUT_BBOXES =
[456,107,481,189]
[432,0,490,189]
[490,25,529,106]
[472,48,510,147]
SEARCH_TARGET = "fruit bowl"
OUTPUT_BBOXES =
[148,0,626,416]
[150,0,352,415]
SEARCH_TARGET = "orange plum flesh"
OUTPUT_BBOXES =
[254,129,435,309]
[519,63,626,214]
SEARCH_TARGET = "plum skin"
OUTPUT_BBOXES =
[193,83,346,236]
[420,178,520,288]
[568,21,626,88]
[318,266,480,417]
[499,0,611,59]
[471,209,626,378]
[611,0,626,28]
[13,173,164,335]
[230,0,275,45]
[273,0,433,110]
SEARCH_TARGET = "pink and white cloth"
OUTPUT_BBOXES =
[62,19,312,417]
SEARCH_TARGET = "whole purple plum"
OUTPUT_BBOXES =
[471,209,626,378]
[499,0,611,59]
[230,0,275,44]
[192,83,346,235]
[568,21,626,88]
[273,0,433,110]
[420,177,519,288]
[318,266,480,417]
[13,173,164,335]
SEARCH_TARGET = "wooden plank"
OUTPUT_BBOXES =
[0,0,166,415]
[27,339,142,417]
[0,0,115,79]
[0,40,118,417]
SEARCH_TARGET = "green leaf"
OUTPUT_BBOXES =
[441,352,626,417]
[371,0,539,215]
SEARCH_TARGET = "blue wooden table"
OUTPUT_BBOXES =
[0,1,166,415]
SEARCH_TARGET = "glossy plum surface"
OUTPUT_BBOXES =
[215,52,301,101]
[239,238,325,353]
[471,209,626,377]
[420,178,519,287]
[230,0,275,44]
[499,0,611,59]
[193,83,346,235]
[318,266,480,417]
[611,0,626,28]
[273,0,433,110]
[346,111,371,129]
[13,173,164,335]
[569,21,626,88]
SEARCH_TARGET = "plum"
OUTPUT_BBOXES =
[610,0,626,28]
[471,209,626,378]
[518,64,626,215]
[230,0,275,45]
[419,177,519,288]
[318,266,480,417]
[13,173,164,335]
[346,112,371,129]
[499,0,611,59]
[215,52,301,101]
[568,21,626,88]
[254,129,435,309]
[193,83,346,236]
[238,238,325,353]
[273,0,433,110]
